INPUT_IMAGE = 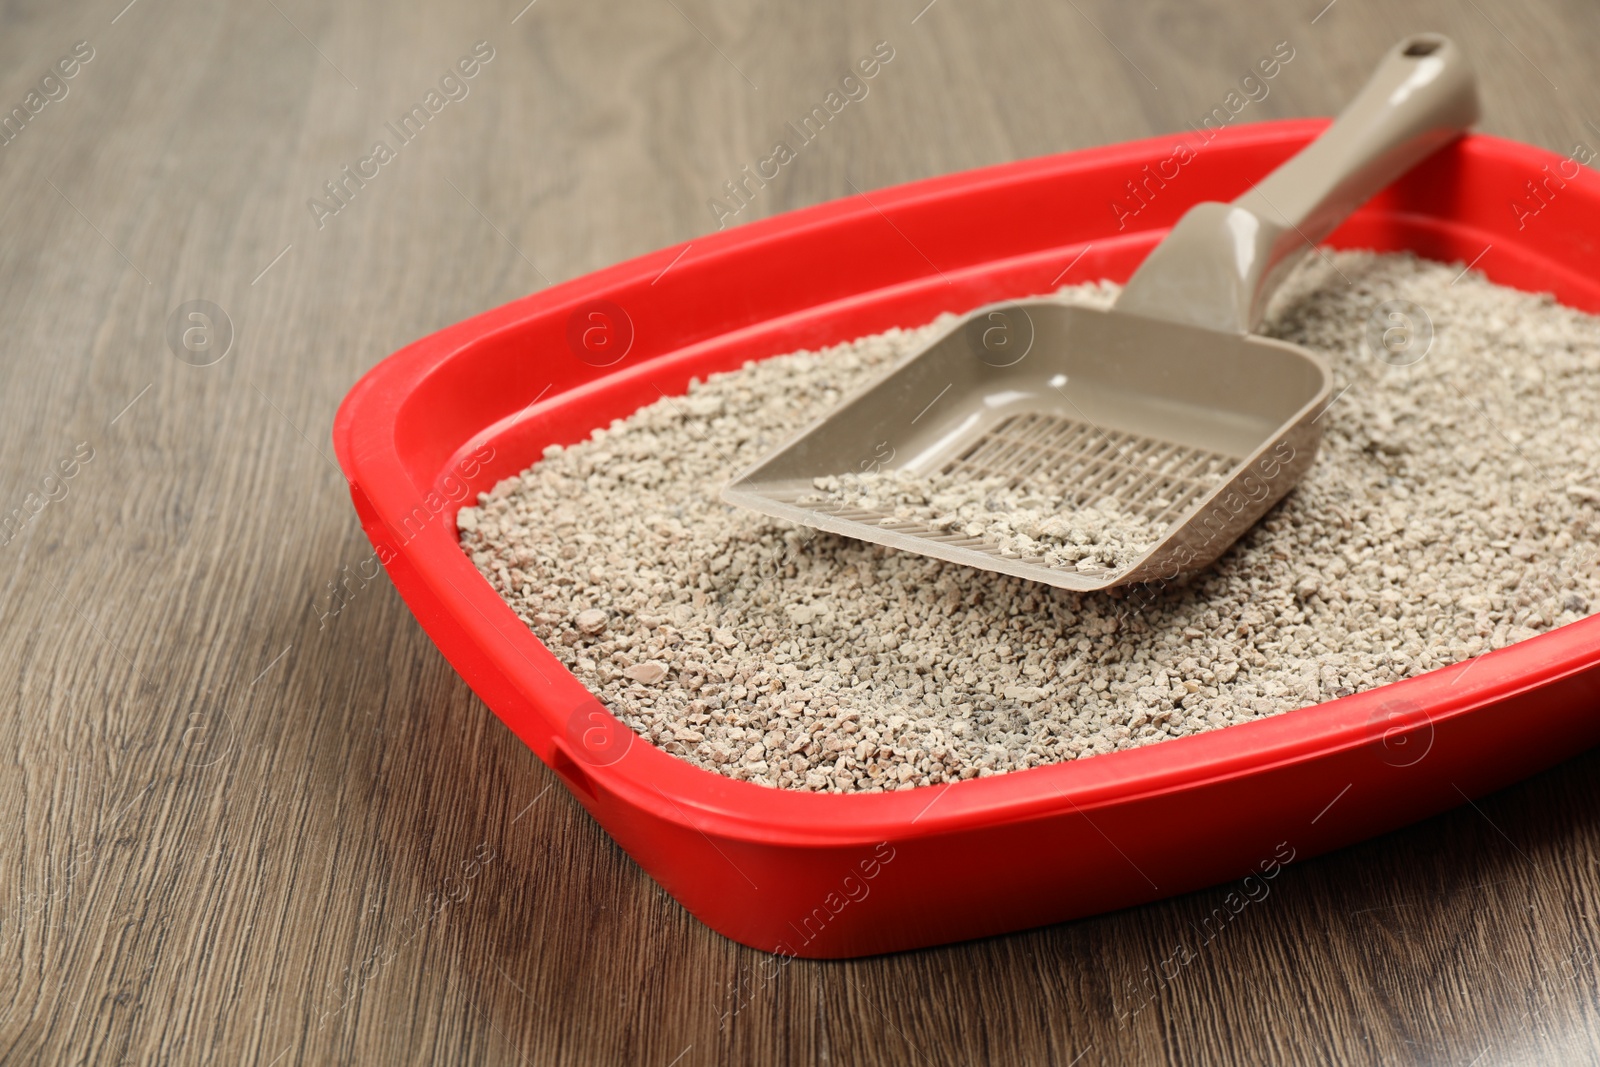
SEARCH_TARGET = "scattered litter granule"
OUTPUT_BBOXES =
[800,469,1182,574]
[458,253,1600,793]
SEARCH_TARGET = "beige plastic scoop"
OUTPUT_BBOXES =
[724,34,1478,592]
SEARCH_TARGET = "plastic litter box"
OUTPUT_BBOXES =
[333,119,1600,958]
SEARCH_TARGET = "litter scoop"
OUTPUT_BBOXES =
[723,34,1478,592]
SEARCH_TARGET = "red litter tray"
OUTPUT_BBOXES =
[333,119,1600,958]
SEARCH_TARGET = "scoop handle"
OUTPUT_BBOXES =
[1113,33,1478,333]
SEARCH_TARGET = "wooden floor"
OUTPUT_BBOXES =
[3,0,1598,1062]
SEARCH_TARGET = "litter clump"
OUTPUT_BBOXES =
[458,253,1600,793]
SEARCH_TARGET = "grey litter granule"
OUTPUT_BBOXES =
[800,469,1181,574]
[458,252,1600,793]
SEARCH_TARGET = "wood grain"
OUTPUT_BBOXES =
[1,0,1598,1063]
